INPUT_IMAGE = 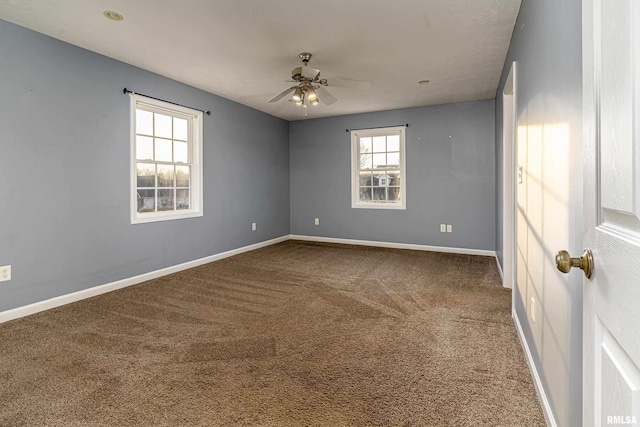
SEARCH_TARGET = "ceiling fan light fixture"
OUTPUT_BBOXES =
[266,52,367,113]
[292,86,303,102]
[306,87,318,101]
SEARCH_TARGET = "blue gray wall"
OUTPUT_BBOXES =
[495,0,583,425]
[290,101,495,251]
[0,20,290,312]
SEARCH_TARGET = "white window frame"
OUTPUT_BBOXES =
[351,126,406,210]
[130,94,204,224]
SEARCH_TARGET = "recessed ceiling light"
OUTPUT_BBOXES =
[418,80,430,85]
[103,11,124,21]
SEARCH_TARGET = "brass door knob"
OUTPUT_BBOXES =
[555,249,594,279]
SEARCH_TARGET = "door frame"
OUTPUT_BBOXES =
[502,61,517,290]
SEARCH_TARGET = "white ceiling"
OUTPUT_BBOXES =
[0,0,521,121]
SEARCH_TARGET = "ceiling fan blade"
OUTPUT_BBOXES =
[267,86,297,103]
[316,87,337,105]
[242,79,296,83]
[326,77,371,91]
[301,66,321,80]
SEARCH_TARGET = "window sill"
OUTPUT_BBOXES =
[351,203,406,210]
[131,210,203,224]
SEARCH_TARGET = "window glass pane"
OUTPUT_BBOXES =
[157,189,174,211]
[360,153,372,169]
[174,117,188,141]
[137,189,155,213]
[154,113,172,138]
[136,110,153,136]
[360,137,372,154]
[137,163,155,187]
[176,189,190,210]
[157,164,175,187]
[359,171,372,187]
[388,187,401,201]
[136,136,154,161]
[359,187,372,202]
[174,141,188,163]
[373,153,386,168]
[373,187,386,201]
[388,171,400,186]
[387,152,400,167]
[176,166,190,187]
[373,136,386,152]
[387,135,400,151]
[155,138,172,162]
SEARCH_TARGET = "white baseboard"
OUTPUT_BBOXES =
[290,234,496,257]
[0,235,289,324]
[513,310,558,427]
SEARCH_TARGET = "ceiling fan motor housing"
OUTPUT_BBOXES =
[292,69,321,83]
[292,52,322,82]
[291,67,305,82]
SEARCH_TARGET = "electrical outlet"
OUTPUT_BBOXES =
[314,218,320,226]
[447,224,452,233]
[0,265,11,282]
[252,223,257,231]
[440,224,446,232]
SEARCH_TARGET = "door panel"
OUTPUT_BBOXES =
[597,318,640,425]
[600,0,634,215]
[584,0,640,425]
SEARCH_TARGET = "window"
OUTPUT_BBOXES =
[351,126,406,209]
[130,94,203,224]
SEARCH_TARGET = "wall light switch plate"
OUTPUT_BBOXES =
[447,225,452,233]
[440,224,446,232]
[251,223,257,231]
[314,218,319,226]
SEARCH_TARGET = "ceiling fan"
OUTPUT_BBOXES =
[266,52,370,108]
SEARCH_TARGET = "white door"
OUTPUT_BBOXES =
[582,0,640,425]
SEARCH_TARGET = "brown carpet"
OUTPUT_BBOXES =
[0,241,546,426]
